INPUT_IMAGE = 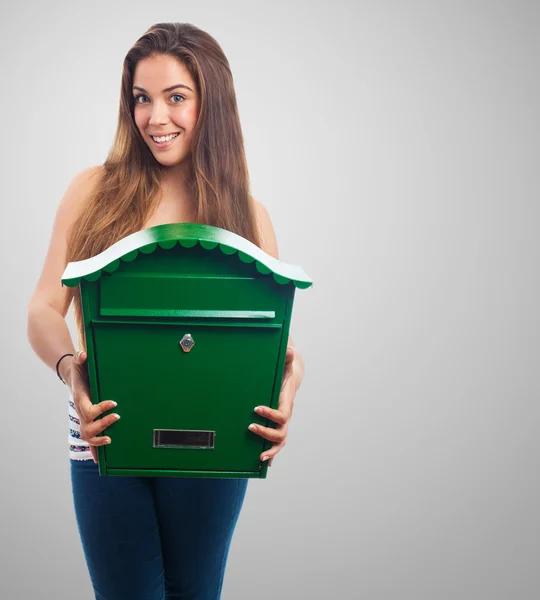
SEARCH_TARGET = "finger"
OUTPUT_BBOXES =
[81,413,120,442]
[260,441,285,463]
[76,394,117,424]
[73,350,87,365]
[254,405,289,425]
[86,435,112,447]
[85,399,118,422]
[248,422,287,444]
[86,412,121,437]
[71,351,89,387]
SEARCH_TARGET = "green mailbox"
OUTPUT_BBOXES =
[61,223,313,479]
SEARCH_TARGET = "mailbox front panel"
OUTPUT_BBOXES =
[92,322,283,474]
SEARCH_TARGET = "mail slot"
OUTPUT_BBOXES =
[99,273,287,321]
[61,223,313,479]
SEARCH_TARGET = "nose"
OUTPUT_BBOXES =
[148,100,170,126]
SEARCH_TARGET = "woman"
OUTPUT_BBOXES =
[27,22,304,600]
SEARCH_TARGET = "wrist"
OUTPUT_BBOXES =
[57,354,74,385]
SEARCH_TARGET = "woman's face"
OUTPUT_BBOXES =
[132,54,199,168]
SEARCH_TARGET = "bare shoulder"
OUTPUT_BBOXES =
[28,165,104,315]
[77,164,104,187]
[57,164,104,218]
[73,163,104,183]
[252,197,279,260]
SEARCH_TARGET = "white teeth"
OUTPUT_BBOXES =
[151,133,179,143]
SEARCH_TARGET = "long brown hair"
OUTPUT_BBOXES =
[67,22,261,351]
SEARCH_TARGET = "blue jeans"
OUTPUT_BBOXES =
[69,458,249,599]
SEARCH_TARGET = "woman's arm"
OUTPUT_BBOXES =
[287,337,305,393]
[27,166,103,383]
[253,198,305,393]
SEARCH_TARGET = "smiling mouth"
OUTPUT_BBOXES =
[150,132,181,143]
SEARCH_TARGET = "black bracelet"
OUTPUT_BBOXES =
[56,353,74,385]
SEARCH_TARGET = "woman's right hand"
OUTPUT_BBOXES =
[67,350,120,463]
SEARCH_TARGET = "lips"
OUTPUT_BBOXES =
[149,132,182,148]
[150,132,180,138]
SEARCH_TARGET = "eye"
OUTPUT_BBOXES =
[133,93,185,104]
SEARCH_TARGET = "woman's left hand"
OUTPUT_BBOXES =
[249,346,296,467]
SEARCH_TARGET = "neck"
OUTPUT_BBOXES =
[160,160,197,215]
[165,156,192,183]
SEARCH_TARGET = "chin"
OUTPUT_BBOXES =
[156,155,181,164]
[154,155,188,168]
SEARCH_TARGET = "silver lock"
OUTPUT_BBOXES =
[179,333,195,353]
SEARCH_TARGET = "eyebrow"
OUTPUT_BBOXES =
[133,84,194,94]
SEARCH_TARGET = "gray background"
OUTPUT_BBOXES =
[2,0,539,598]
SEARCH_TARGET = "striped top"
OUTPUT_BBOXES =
[68,388,93,461]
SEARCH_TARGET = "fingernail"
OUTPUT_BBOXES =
[112,414,121,420]
[248,424,257,431]
[104,438,112,444]
[262,455,269,461]
[255,406,264,413]
[110,401,118,407]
